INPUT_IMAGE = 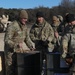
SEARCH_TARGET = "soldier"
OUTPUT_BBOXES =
[4,10,34,75]
[51,15,63,52]
[30,11,54,53]
[61,13,75,75]
[29,11,54,74]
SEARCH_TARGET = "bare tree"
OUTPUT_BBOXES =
[59,0,74,14]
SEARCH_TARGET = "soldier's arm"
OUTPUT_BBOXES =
[62,34,70,58]
[25,29,34,49]
[47,24,54,42]
[29,26,39,42]
[4,24,15,48]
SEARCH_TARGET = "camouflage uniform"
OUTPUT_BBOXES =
[30,19,54,74]
[30,20,54,53]
[4,21,33,75]
[62,25,75,75]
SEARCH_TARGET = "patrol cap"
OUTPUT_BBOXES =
[19,10,28,19]
[66,13,75,23]
[36,11,44,18]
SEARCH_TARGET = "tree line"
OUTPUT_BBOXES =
[0,0,75,24]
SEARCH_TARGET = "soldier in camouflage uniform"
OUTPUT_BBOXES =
[61,13,75,75]
[30,11,54,58]
[29,11,54,74]
[4,10,34,75]
[51,15,63,52]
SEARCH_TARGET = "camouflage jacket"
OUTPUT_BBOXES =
[62,25,75,55]
[30,20,54,49]
[4,20,33,52]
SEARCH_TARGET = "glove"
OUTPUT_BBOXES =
[62,52,67,58]
[48,48,53,52]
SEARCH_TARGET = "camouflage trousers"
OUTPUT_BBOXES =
[4,51,15,75]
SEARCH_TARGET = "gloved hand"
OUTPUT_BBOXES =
[14,42,24,53]
[48,47,53,52]
[62,52,67,58]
